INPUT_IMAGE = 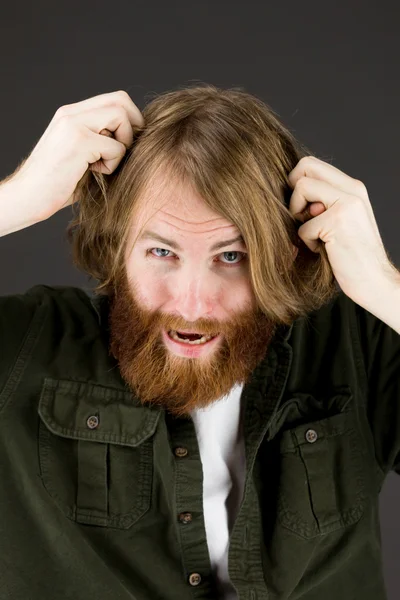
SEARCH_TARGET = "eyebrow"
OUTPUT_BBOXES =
[137,229,245,252]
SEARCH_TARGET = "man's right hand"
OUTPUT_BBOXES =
[0,90,144,236]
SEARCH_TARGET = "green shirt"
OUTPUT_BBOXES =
[0,284,399,599]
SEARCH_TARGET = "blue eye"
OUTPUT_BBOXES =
[152,248,172,258]
[220,251,245,264]
[148,248,247,267]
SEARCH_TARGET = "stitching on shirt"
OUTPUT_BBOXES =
[0,301,47,415]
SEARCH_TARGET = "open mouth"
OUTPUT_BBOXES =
[167,330,219,346]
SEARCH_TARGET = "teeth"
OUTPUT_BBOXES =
[168,330,215,345]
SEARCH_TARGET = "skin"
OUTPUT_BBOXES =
[108,174,291,417]
[125,178,256,333]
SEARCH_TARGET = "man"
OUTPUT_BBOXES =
[0,84,399,599]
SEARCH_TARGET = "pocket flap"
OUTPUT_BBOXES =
[278,409,352,453]
[38,378,161,447]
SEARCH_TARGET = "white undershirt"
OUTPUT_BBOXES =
[190,383,245,599]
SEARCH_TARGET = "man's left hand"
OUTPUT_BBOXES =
[287,155,399,307]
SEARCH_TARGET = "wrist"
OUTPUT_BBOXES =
[0,175,46,237]
[361,266,400,334]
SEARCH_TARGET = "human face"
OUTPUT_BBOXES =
[108,176,276,417]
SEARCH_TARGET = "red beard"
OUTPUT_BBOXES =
[108,271,277,418]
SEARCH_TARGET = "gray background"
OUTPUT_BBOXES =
[1,0,399,596]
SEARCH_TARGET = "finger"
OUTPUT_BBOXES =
[288,156,363,199]
[74,105,136,149]
[86,130,127,174]
[297,210,332,253]
[56,90,145,130]
[309,202,326,217]
[289,177,348,219]
[297,201,326,223]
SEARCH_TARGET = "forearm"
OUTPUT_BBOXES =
[0,175,45,238]
[360,268,400,335]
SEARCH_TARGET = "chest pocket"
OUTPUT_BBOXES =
[38,378,161,529]
[271,387,366,539]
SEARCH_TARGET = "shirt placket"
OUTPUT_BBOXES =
[167,412,220,598]
[227,325,294,600]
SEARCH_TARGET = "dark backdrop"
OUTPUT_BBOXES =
[1,1,399,597]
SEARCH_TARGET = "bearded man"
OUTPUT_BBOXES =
[0,84,399,600]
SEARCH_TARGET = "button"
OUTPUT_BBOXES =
[305,429,318,443]
[188,573,202,586]
[178,512,193,524]
[86,415,99,429]
[174,447,188,458]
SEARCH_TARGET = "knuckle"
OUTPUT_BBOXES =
[115,89,130,102]
[295,156,318,177]
[351,194,365,210]
[114,104,128,119]
[299,155,316,167]
[107,106,128,130]
[118,142,128,156]
[54,105,68,118]
[106,98,128,119]
[55,114,82,140]
[296,175,309,192]
[354,178,367,196]
[56,113,74,129]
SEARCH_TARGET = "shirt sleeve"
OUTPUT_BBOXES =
[0,286,46,398]
[355,302,400,476]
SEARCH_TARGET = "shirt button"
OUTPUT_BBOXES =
[86,415,99,429]
[174,447,188,458]
[188,573,202,586]
[305,429,318,443]
[178,512,193,524]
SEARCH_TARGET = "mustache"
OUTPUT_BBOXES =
[135,303,261,336]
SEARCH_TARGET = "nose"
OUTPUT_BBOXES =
[170,267,216,323]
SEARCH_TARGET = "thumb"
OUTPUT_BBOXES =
[309,202,326,216]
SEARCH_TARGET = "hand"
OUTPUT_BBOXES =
[287,156,397,306]
[10,90,144,223]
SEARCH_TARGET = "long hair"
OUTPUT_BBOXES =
[67,83,339,325]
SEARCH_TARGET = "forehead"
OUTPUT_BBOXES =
[131,171,236,234]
